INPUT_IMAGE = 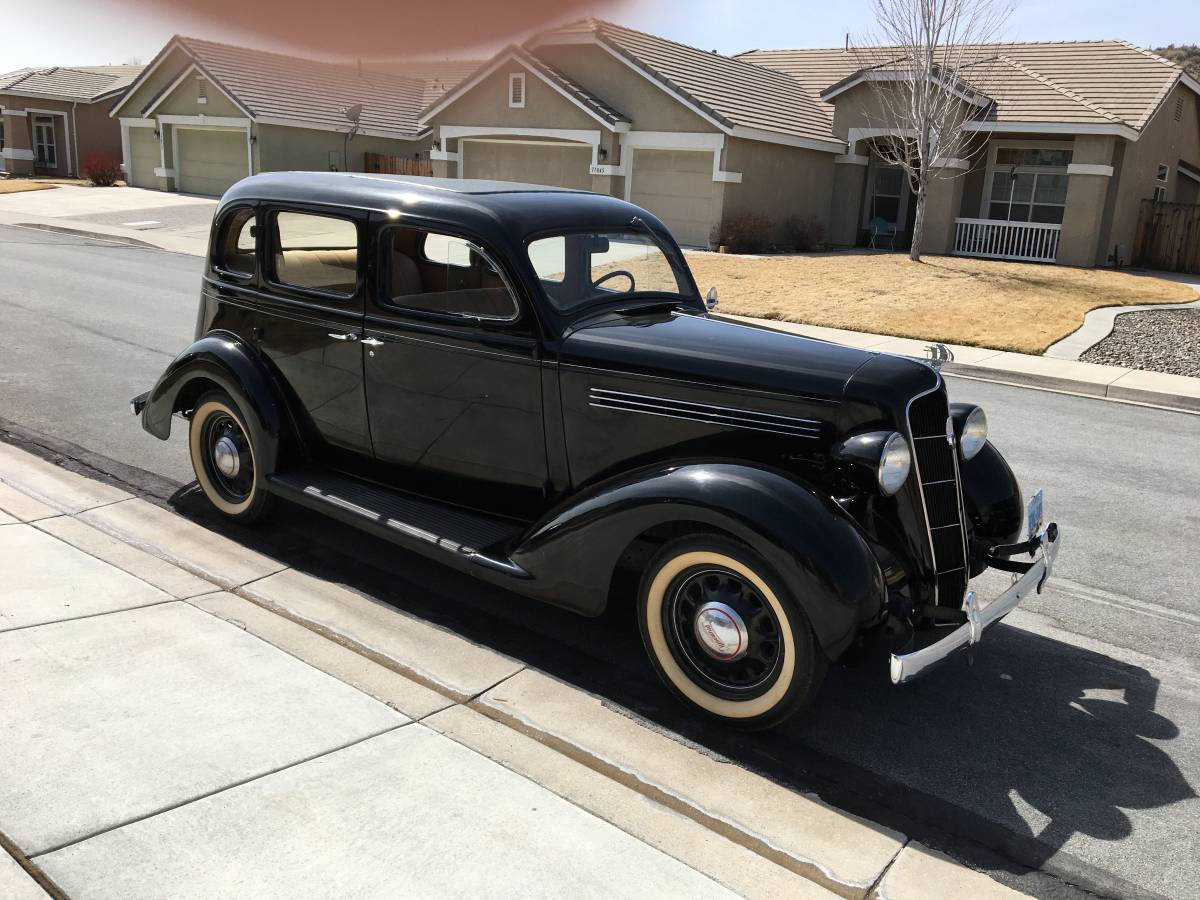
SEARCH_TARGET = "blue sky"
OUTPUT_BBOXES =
[2,0,1196,73]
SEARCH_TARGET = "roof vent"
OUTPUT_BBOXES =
[508,72,526,108]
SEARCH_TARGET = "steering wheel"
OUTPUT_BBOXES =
[592,269,636,292]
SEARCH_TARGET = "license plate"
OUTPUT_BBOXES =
[1026,489,1044,540]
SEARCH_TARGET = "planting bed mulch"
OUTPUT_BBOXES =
[1080,308,1200,377]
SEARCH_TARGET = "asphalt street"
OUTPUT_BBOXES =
[2,224,1197,900]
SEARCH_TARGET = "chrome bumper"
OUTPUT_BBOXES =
[889,524,1061,684]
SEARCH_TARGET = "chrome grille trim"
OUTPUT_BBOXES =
[905,381,969,607]
[588,388,822,439]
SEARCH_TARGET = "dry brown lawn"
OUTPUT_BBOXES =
[685,251,1195,354]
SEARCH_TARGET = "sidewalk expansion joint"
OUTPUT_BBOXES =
[0,828,68,900]
[0,598,178,634]
[27,722,411,861]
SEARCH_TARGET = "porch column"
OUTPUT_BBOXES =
[829,153,868,246]
[1,108,34,175]
[1057,135,1116,268]
[430,135,459,178]
[919,161,968,255]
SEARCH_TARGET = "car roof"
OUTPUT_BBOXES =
[218,171,663,243]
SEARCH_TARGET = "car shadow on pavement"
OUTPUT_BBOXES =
[169,483,1195,900]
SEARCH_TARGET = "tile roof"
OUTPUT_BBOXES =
[375,59,483,107]
[534,19,841,146]
[739,41,1191,133]
[0,65,143,101]
[176,36,430,137]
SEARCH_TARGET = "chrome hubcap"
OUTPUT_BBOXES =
[213,436,241,478]
[693,601,749,661]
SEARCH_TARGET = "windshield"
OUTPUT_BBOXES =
[527,230,691,313]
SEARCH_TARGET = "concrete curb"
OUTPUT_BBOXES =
[10,222,163,250]
[1044,296,1200,360]
[0,438,1030,899]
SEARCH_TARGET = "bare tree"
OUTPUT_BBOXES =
[852,0,1012,260]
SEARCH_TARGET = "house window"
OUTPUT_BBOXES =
[508,73,526,109]
[1153,186,1168,203]
[33,116,56,168]
[985,145,1072,224]
[1156,164,1169,183]
[196,76,208,105]
[871,167,904,226]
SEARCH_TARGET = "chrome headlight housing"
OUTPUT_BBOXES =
[877,432,911,495]
[833,431,911,497]
[950,403,988,461]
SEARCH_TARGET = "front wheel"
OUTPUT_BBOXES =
[638,536,826,730]
[188,389,275,523]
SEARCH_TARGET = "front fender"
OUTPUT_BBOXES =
[511,462,886,657]
[140,333,286,474]
[960,441,1023,551]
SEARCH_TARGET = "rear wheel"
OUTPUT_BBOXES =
[638,536,826,730]
[188,390,275,523]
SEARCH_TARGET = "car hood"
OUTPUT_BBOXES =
[559,310,878,402]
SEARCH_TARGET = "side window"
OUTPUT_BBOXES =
[271,210,358,296]
[216,207,256,277]
[386,226,518,321]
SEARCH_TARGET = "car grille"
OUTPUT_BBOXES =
[907,387,969,607]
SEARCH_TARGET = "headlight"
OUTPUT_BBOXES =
[877,432,911,495]
[955,406,988,460]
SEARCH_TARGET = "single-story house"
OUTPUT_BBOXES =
[421,18,1200,266]
[1,65,142,176]
[109,37,475,196]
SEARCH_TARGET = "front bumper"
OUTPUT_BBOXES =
[889,523,1061,684]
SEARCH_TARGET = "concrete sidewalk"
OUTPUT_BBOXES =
[0,439,1028,899]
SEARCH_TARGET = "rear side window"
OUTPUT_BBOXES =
[271,210,359,296]
[216,207,256,277]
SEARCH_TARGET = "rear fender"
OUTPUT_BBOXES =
[140,333,286,475]
[512,462,886,657]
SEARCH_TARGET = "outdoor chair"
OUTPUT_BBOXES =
[868,217,897,250]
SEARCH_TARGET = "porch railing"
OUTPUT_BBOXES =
[953,218,1061,263]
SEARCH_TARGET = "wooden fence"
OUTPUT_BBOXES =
[362,152,433,177]
[1133,199,1200,274]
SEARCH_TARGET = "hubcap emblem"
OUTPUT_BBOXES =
[213,436,241,478]
[693,601,749,661]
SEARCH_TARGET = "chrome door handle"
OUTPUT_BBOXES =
[360,337,385,347]
[327,332,358,342]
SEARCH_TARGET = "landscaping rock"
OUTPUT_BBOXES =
[1080,309,1200,377]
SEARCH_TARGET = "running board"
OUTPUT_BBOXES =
[267,468,528,576]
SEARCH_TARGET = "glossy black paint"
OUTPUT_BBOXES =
[138,172,1030,662]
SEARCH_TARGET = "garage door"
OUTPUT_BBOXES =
[177,128,248,197]
[127,127,159,189]
[463,141,592,191]
[630,149,716,247]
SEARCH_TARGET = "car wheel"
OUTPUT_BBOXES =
[188,390,275,523]
[638,536,826,730]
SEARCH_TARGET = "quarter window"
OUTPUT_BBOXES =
[271,211,358,296]
[386,226,518,320]
[217,207,256,277]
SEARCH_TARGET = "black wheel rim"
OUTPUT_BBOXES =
[200,410,254,504]
[662,566,784,700]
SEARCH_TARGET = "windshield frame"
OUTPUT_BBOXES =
[522,224,703,318]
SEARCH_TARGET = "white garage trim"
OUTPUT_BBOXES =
[620,131,741,202]
[120,117,160,185]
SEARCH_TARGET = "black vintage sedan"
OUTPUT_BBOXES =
[133,172,1060,729]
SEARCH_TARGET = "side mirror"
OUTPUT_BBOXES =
[706,286,719,310]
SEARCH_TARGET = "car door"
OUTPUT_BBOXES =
[362,221,547,517]
[256,205,370,458]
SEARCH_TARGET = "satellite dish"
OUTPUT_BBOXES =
[345,103,363,124]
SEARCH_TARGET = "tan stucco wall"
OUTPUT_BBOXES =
[533,44,714,140]
[113,46,193,118]
[1104,84,1200,265]
[154,72,243,118]
[255,123,430,173]
[829,160,868,245]
[720,137,836,243]
[1057,134,1116,267]
[427,61,599,134]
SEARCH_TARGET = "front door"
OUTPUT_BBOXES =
[363,222,547,517]
[256,206,370,458]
